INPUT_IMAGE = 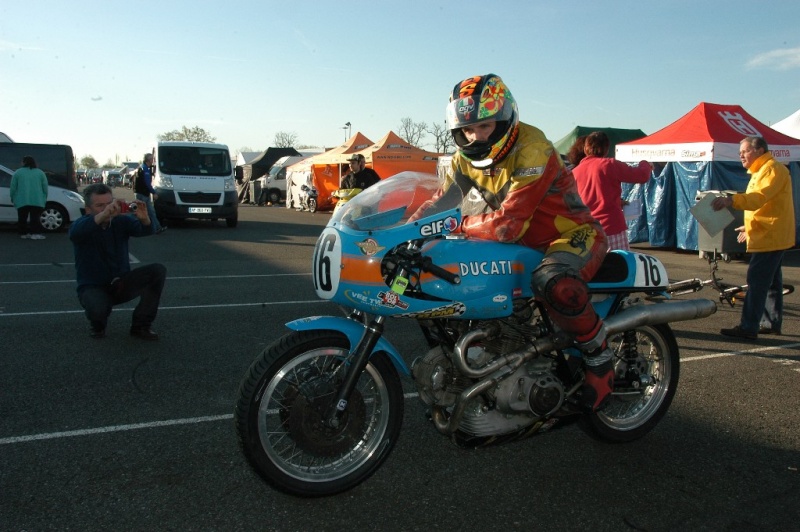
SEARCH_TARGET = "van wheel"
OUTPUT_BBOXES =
[40,203,68,232]
[268,189,281,205]
[226,215,238,228]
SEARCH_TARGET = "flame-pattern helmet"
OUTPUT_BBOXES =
[446,74,519,167]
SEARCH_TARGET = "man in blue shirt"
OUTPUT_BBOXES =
[69,183,166,340]
[134,152,164,233]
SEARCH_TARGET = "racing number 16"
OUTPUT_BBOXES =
[637,255,662,286]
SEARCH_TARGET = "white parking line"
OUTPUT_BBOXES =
[0,300,328,317]
[0,273,310,285]
[1,344,797,447]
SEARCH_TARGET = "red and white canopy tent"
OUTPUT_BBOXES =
[616,102,800,163]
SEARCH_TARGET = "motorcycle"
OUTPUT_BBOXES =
[297,183,318,213]
[235,172,717,497]
[330,187,362,216]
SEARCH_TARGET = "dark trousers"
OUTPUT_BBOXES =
[78,263,167,330]
[740,250,785,334]
[17,206,44,235]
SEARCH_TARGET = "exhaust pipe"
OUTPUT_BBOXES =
[604,298,717,336]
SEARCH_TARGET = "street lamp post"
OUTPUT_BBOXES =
[342,122,351,141]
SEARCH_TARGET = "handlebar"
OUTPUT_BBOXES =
[420,257,460,285]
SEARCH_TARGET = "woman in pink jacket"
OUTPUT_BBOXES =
[572,132,652,250]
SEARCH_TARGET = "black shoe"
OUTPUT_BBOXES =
[758,327,781,335]
[720,326,757,340]
[90,327,105,339]
[130,327,159,341]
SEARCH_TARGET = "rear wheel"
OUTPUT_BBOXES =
[580,323,679,442]
[268,189,281,204]
[308,198,317,213]
[235,330,404,497]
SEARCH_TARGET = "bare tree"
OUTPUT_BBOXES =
[397,117,428,148]
[429,121,455,154]
[274,131,298,148]
[157,126,216,142]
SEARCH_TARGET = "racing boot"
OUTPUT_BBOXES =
[580,347,614,412]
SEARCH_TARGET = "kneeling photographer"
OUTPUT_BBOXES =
[69,183,167,340]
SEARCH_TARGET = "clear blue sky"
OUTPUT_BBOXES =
[2,0,799,166]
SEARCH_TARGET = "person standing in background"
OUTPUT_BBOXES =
[712,136,795,340]
[134,152,165,234]
[572,131,652,251]
[10,155,48,240]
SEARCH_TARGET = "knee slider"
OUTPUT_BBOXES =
[542,271,589,317]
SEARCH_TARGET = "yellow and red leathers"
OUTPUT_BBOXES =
[449,122,609,347]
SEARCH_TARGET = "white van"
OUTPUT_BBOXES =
[259,155,309,204]
[152,141,238,227]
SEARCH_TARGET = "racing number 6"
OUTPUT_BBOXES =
[313,232,337,293]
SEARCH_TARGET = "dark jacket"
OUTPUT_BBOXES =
[341,168,381,190]
[134,164,156,195]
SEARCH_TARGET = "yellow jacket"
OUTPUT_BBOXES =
[731,152,795,252]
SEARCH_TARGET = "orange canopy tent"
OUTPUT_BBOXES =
[287,131,442,211]
[353,131,441,178]
[286,132,374,210]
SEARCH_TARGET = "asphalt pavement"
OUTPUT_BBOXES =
[1,189,798,531]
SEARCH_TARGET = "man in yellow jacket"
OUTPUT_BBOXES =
[712,136,795,339]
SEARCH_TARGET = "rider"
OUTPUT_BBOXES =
[424,74,613,411]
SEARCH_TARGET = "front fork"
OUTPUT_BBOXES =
[325,315,387,427]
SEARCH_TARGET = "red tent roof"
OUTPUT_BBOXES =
[616,102,800,162]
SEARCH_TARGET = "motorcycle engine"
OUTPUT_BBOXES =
[413,306,566,438]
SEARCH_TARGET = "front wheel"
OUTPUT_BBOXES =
[235,330,404,497]
[580,323,679,442]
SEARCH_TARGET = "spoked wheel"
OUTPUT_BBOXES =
[235,330,404,497]
[580,323,679,442]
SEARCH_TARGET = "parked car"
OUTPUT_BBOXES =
[103,168,123,187]
[0,163,85,232]
[120,161,139,189]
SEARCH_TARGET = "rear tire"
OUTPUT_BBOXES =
[268,189,281,205]
[580,323,679,443]
[308,198,317,213]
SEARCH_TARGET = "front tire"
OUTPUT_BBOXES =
[580,323,679,442]
[235,330,404,497]
[40,203,68,232]
[226,215,238,228]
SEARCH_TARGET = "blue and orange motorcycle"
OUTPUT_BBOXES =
[235,172,717,497]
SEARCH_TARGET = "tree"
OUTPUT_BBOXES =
[397,117,428,148]
[157,126,216,142]
[429,121,455,154]
[273,131,298,148]
[80,155,99,169]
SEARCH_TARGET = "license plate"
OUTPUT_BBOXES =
[188,207,212,213]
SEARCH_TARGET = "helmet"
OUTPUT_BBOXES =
[446,74,519,168]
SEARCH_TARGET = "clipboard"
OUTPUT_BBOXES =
[690,192,734,237]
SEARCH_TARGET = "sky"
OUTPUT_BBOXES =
[2,0,800,167]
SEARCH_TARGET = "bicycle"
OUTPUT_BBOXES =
[664,250,794,307]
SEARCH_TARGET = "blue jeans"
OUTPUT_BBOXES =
[740,250,785,334]
[135,193,162,232]
[78,263,167,330]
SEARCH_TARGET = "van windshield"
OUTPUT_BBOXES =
[158,146,232,176]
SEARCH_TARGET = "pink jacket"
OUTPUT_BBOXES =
[572,156,651,235]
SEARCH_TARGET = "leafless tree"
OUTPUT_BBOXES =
[397,117,428,147]
[157,126,216,142]
[274,131,298,148]
[429,121,455,154]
